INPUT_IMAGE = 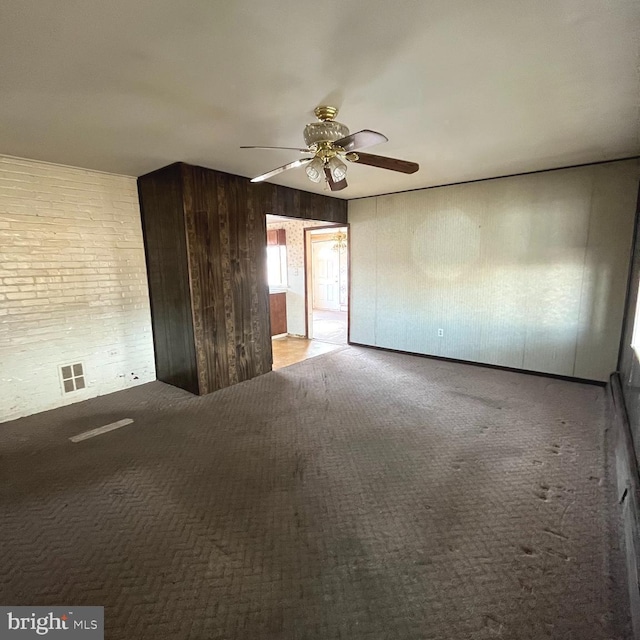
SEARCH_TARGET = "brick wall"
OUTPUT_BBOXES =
[0,155,156,423]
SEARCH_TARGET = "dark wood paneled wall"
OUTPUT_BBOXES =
[181,165,272,393]
[138,162,347,395]
[138,164,199,394]
[267,183,347,222]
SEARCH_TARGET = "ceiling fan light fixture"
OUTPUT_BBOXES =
[305,157,324,183]
[327,156,347,182]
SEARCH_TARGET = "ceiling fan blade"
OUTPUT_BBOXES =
[334,129,388,152]
[250,158,313,183]
[241,146,309,152]
[324,167,348,191]
[351,152,419,174]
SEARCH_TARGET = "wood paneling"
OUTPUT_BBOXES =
[181,165,273,393]
[137,164,199,394]
[349,159,640,382]
[269,292,287,335]
[575,162,638,379]
[267,183,347,223]
[616,173,640,460]
[138,162,344,395]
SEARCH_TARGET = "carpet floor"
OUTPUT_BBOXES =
[0,347,630,639]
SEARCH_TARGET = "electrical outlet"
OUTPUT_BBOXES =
[437,329,444,337]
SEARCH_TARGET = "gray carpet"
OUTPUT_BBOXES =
[0,346,630,639]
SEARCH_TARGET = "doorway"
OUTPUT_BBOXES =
[305,226,348,345]
[265,215,347,370]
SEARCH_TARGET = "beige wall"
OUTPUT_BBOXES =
[349,160,639,381]
[0,156,155,422]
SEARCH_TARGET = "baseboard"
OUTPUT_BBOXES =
[347,341,605,386]
[608,372,640,639]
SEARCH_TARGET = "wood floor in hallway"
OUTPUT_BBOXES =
[271,335,343,369]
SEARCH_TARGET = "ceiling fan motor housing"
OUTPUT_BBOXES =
[304,107,349,148]
[303,121,350,148]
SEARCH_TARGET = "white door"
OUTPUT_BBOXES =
[312,240,340,311]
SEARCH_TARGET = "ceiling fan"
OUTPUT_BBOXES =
[241,106,419,192]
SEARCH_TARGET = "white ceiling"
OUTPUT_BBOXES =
[1,0,638,199]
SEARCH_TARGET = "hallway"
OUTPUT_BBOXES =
[312,309,347,344]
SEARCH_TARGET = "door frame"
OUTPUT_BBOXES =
[304,223,350,341]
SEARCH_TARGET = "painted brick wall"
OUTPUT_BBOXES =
[0,155,156,423]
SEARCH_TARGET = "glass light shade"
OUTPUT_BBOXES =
[327,156,347,182]
[305,157,324,183]
[303,121,350,147]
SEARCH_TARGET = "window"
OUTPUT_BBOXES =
[632,283,640,355]
[267,245,287,287]
[266,228,287,288]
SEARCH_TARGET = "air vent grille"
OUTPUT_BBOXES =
[60,363,85,393]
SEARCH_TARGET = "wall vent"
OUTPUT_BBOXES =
[60,363,85,393]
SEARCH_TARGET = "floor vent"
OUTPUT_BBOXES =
[60,363,85,393]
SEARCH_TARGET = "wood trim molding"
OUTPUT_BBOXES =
[347,342,606,386]
[347,156,640,202]
[608,372,640,639]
